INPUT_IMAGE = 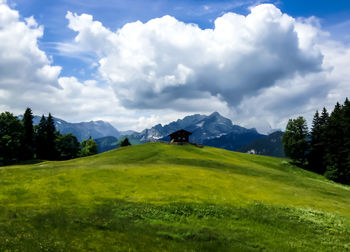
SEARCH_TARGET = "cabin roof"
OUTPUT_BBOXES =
[168,129,192,137]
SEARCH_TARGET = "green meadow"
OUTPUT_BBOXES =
[0,143,349,251]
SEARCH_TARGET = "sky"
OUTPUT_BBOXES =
[1,0,350,133]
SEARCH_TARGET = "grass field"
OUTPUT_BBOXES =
[0,143,349,251]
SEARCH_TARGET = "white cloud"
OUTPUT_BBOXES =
[0,2,126,127]
[0,2,61,93]
[63,3,350,132]
[65,4,323,112]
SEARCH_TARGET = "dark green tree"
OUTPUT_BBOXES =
[46,113,58,160]
[320,107,329,126]
[35,115,48,159]
[56,133,80,160]
[0,112,23,165]
[79,137,98,157]
[282,116,309,166]
[21,107,34,160]
[120,138,131,147]
[323,102,347,183]
[308,110,327,174]
[343,98,350,184]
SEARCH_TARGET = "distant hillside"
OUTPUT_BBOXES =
[94,136,119,153]
[203,129,266,151]
[239,131,285,157]
[26,115,121,142]
[117,135,142,146]
[94,135,142,153]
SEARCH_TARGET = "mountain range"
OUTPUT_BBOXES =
[26,115,121,142]
[23,112,284,156]
[132,112,259,143]
[131,112,283,156]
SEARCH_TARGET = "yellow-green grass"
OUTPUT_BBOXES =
[0,143,349,251]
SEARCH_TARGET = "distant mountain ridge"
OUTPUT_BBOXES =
[19,112,284,157]
[131,112,284,156]
[132,112,265,150]
[26,115,121,142]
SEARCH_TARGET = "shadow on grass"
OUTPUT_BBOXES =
[0,199,349,251]
[0,159,43,167]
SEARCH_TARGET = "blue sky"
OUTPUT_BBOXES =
[8,0,350,78]
[1,0,350,132]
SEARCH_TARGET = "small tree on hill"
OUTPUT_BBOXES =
[79,137,98,157]
[120,138,131,147]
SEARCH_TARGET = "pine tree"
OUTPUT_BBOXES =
[120,138,131,147]
[324,102,345,182]
[309,111,322,172]
[36,115,48,159]
[21,108,34,160]
[340,98,350,184]
[320,107,329,126]
[46,113,58,159]
[282,116,309,166]
[308,108,329,174]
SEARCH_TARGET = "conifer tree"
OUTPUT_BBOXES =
[21,107,34,160]
[308,108,329,174]
[46,113,58,159]
[282,116,309,166]
[324,102,346,182]
[320,107,329,126]
[343,98,350,152]
[36,115,48,159]
[120,137,131,147]
[309,111,322,172]
[339,98,350,183]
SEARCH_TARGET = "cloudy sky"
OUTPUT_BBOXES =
[1,0,350,133]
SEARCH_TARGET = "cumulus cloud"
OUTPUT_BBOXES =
[0,2,126,125]
[0,2,61,91]
[65,4,324,110]
[228,37,350,133]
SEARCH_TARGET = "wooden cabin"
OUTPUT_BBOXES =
[169,129,192,143]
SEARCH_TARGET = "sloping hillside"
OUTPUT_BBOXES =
[0,143,349,251]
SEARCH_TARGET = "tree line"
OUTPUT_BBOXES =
[282,98,350,185]
[0,108,98,165]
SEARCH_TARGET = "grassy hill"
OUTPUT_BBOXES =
[0,143,349,251]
